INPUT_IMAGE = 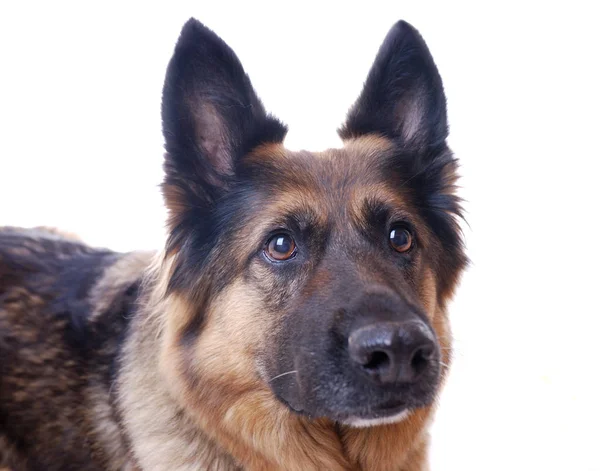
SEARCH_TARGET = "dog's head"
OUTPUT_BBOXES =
[159,19,466,427]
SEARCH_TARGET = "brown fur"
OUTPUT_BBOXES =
[113,136,455,470]
[1,18,464,471]
[1,139,456,470]
[115,249,450,470]
[0,228,149,469]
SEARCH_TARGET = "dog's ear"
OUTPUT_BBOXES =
[161,18,287,227]
[340,21,465,295]
[339,21,447,150]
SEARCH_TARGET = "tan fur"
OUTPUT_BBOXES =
[337,134,395,157]
[85,383,132,471]
[86,251,155,470]
[114,132,458,469]
[158,282,350,470]
[1,173,455,471]
[1,159,457,471]
[89,250,154,321]
[1,16,463,469]
[31,226,82,241]
[114,244,453,470]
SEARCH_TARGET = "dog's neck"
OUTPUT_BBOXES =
[115,263,435,471]
[116,276,239,470]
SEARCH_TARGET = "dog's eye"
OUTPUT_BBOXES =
[265,234,297,261]
[389,226,413,253]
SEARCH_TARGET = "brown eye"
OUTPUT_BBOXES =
[389,226,413,253]
[265,234,297,261]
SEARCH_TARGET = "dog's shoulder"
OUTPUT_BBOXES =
[0,226,153,469]
[0,225,156,356]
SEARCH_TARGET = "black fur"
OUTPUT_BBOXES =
[339,20,447,149]
[162,19,287,295]
[383,147,466,298]
[1,18,466,470]
[339,20,466,297]
[0,228,140,470]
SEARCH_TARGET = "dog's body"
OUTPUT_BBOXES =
[0,227,146,470]
[0,19,466,471]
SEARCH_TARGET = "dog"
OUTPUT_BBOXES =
[0,18,466,471]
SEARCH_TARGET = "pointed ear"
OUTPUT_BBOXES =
[161,18,287,227]
[339,21,447,150]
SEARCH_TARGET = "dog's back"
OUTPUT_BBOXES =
[0,227,149,470]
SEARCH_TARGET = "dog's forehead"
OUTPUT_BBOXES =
[247,135,396,192]
[241,136,415,231]
[316,135,395,163]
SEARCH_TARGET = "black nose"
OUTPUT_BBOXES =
[348,321,436,385]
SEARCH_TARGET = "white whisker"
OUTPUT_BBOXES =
[269,370,298,382]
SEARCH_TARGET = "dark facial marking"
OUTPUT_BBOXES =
[158,18,467,425]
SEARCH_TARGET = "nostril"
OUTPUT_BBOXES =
[348,322,437,384]
[362,350,391,372]
[410,345,434,377]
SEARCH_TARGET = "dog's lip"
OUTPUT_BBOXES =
[371,400,408,416]
[334,400,411,424]
[275,391,416,422]
[275,393,307,416]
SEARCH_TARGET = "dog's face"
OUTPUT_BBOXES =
[160,19,465,427]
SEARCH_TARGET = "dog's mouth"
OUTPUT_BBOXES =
[372,399,409,414]
[273,388,422,426]
[276,394,308,416]
[268,363,440,426]
[341,402,413,427]
[266,326,441,426]
[335,398,413,424]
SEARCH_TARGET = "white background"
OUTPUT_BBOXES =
[1,2,599,469]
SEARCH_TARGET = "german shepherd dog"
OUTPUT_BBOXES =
[0,18,466,471]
